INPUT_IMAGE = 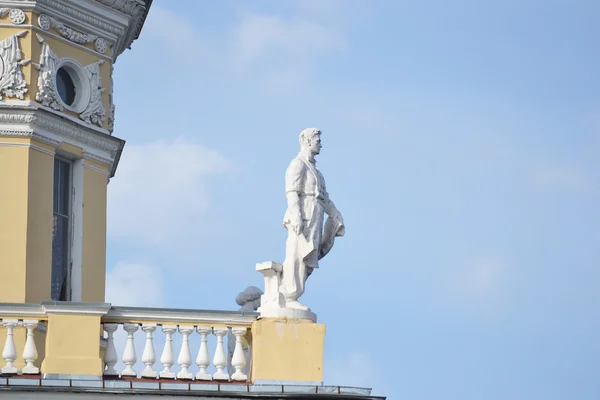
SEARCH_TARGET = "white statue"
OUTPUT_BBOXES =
[227,286,262,376]
[256,128,344,319]
[280,128,345,310]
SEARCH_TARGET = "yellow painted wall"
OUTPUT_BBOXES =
[251,319,326,383]
[0,140,30,302]
[0,138,53,303]
[25,140,54,303]
[81,164,109,302]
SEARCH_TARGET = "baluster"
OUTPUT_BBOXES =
[230,327,248,381]
[22,320,39,374]
[195,326,212,380]
[177,326,193,379]
[141,324,157,378]
[159,325,176,379]
[122,323,139,377]
[103,324,119,376]
[1,319,18,374]
[212,327,229,380]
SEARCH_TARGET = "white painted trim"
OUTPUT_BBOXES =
[0,303,46,317]
[0,24,114,61]
[41,301,112,316]
[0,141,55,156]
[104,306,259,326]
[70,159,84,302]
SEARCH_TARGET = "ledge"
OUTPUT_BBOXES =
[103,306,259,326]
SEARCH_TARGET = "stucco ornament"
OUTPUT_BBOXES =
[8,9,26,25]
[33,35,62,110]
[226,286,262,376]
[33,35,107,127]
[37,14,51,31]
[80,61,106,126]
[256,128,344,321]
[0,31,31,100]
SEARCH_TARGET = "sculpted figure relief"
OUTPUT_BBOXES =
[280,128,345,311]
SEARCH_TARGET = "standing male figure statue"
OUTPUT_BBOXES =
[280,128,345,311]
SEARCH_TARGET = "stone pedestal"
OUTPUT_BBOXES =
[256,261,317,322]
[250,318,326,384]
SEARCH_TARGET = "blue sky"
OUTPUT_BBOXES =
[104,1,600,398]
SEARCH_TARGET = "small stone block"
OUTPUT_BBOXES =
[161,382,189,391]
[219,384,248,392]
[284,385,318,394]
[194,372,212,381]
[132,381,160,390]
[212,372,229,381]
[41,379,70,387]
[190,383,219,391]
[317,386,338,394]
[249,384,283,393]
[339,386,372,396]
[159,372,176,379]
[103,380,131,389]
[1,367,18,375]
[8,378,39,386]
[72,380,103,388]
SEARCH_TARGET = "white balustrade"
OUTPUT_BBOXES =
[230,327,248,381]
[99,320,253,381]
[103,323,119,376]
[159,325,176,379]
[1,319,19,374]
[121,323,138,377]
[22,320,39,374]
[141,324,157,378]
[176,326,193,379]
[212,327,230,380]
[195,326,212,380]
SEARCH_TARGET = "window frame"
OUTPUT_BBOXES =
[52,155,73,302]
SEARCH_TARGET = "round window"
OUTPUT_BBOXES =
[56,67,76,106]
[53,59,90,114]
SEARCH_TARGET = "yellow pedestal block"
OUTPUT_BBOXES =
[251,318,326,384]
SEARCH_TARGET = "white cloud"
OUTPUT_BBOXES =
[107,137,232,246]
[529,163,589,191]
[105,262,166,307]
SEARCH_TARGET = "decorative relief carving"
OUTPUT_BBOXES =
[38,13,98,44]
[33,34,62,111]
[94,38,107,54]
[37,14,51,31]
[80,61,106,126]
[9,9,25,25]
[0,31,31,100]
[33,35,108,127]
[0,8,26,25]
[108,103,115,132]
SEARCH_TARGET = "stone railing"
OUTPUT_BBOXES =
[0,302,258,382]
[101,306,257,382]
[0,303,48,376]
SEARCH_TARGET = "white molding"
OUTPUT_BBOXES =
[0,23,113,61]
[70,158,84,302]
[0,303,46,317]
[104,306,259,326]
[41,301,112,316]
[0,140,55,156]
[1,0,150,60]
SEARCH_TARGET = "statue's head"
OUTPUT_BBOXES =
[299,128,322,156]
[235,286,263,312]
